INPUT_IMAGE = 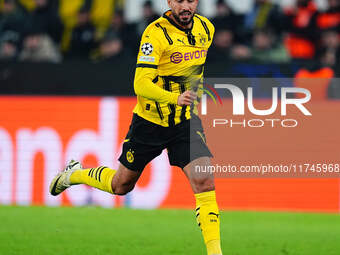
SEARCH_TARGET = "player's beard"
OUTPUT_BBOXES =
[172,10,194,27]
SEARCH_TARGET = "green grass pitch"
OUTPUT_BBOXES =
[0,206,339,255]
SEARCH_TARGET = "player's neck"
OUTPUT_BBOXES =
[168,13,193,30]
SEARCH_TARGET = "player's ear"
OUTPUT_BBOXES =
[167,0,172,8]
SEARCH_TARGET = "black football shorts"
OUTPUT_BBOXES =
[118,113,213,171]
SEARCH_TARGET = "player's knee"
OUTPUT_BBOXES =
[191,178,215,194]
[112,183,135,196]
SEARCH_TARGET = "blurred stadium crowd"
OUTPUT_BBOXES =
[0,0,339,66]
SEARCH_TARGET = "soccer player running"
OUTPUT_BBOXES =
[50,1,222,254]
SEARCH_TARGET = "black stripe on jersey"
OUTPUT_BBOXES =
[162,75,186,83]
[88,168,94,177]
[163,77,176,127]
[152,75,159,83]
[136,64,158,69]
[179,82,187,122]
[159,65,204,84]
[155,23,173,45]
[179,83,186,95]
[164,77,170,91]
[186,30,196,46]
[155,102,164,120]
[195,15,211,41]
[153,75,164,120]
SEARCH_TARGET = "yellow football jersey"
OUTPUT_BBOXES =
[133,10,215,127]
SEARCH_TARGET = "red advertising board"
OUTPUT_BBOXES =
[0,96,339,212]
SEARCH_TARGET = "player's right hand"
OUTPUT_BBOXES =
[177,90,197,106]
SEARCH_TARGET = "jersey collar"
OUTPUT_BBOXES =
[162,10,194,33]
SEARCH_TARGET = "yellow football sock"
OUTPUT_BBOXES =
[69,167,116,194]
[195,190,222,255]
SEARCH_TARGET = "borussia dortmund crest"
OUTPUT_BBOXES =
[126,149,135,163]
[199,33,207,46]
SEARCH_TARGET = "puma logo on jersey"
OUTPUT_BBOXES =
[177,38,186,45]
